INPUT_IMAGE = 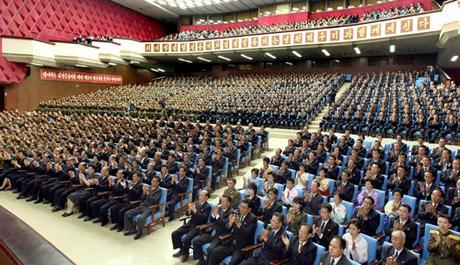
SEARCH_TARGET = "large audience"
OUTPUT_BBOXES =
[0,110,267,240]
[39,73,344,129]
[159,3,424,41]
[321,71,459,143]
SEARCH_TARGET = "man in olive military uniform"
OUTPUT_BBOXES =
[222,178,240,209]
[427,213,459,265]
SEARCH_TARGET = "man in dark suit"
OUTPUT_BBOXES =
[324,155,340,180]
[346,158,361,185]
[319,236,352,265]
[282,224,317,265]
[352,196,380,236]
[192,194,234,265]
[311,203,339,249]
[417,188,449,225]
[123,176,163,240]
[386,204,418,249]
[207,199,257,265]
[240,212,287,265]
[258,187,282,226]
[223,140,238,178]
[442,158,459,189]
[171,189,211,262]
[414,171,438,201]
[335,170,355,202]
[388,166,411,195]
[210,149,225,190]
[413,156,436,182]
[162,167,190,221]
[380,230,418,265]
[276,161,291,185]
[304,181,323,215]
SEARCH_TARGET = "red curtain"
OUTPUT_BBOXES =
[258,12,308,25]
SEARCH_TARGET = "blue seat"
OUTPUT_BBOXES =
[270,165,280,175]
[388,194,417,216]
[255,178,264,194]
[361,233,377,263]
[288,169,296,179]
[328,179,336,194]
[343,200,354,222]
[174,178,194,211]
[338,224,344,236]
[352,185,359,201]
[306,214,314,226]
[376,210,386,235]
[274,183,284,200]
[313,243,325,265]
[133,187,168,233]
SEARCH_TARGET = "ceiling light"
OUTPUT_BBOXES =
[354,47,361,55]
[30,63,43,66]
[157,68,165,72]
[389,44,395,53]
[130,60,140,64]
[75,64,88,68]
[197,57,211,62]
[265,52,276,59]
[178,58,193,63]
[151,68,159,72]
[450,55,458,62]
[108,62,117,66]
[292,51,302,58]
[321,49,330,56]
[334,59,340,63]
[285,62,293,65]
[241,54,253,60]
[217,55,231,61]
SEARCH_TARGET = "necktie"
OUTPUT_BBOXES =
[394,250,399,259]
[298,241,303,253]
[320,221,326,233]
[330,258,335,265]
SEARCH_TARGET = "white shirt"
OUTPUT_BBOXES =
[331,202,346,224]
[282,187,299,206]
[343,233,368,263]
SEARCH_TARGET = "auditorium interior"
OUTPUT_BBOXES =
[0,0,459,264]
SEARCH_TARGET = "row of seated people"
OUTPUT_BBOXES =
[0,111,266,237]
[39,73,344,129]
[171,186,458,265]
[72,35,113,46]
[321,71,459,143]
[160,2,424,41]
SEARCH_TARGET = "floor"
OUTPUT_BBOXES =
[0,130,457,265]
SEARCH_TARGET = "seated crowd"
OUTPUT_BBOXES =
[321,71,459,143]
[39,73,343,129]
[0,111,267,240]
[170,129,459,264]
[73,35,114,46]
[159,2,424,41]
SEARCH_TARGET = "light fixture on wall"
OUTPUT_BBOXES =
[265,52,276,59]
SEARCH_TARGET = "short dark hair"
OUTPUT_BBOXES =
[365,196,375,206]
[286,177,295,184]
[333,192,343,200]
[400,203,412,214]
[293,196,305,208]
[332,236,347,250]
[263,157,270,163]
[240,198,251,208]
[268,187,278,195]
[320,203,332,213]
[227,178,236,184]
[437,212,451,223]
[348,218,361,229]
[393,189,403,197]
[272,212,284,224]
[221,194,233,203]
[248,183,258,194]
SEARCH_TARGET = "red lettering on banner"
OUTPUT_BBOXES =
[40,69,123,85]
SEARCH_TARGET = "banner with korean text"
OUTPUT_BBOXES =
[40,69,123,85]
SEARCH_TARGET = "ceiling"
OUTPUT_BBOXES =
[111,0,286,23]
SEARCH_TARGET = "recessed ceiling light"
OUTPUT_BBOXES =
[157,68,165,72]
[354,47,361,55]
[30,63,43,66]
[389,45,396,53]
[265,52,276,59]
[241,54,253,60]
[321,49,330,56]
[285,62,293,65]
[197,57,211,62]
[75,64,88,68]
[450,55,458,62]
[217,55,231,61]
[292,51,302,58]
[178,58,193,63]
[130,60,140,64]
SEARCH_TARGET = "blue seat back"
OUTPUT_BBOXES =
[313,243,325,265]
[361,233,377,263]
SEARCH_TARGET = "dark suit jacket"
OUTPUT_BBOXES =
[229,212,257,249]
[286,238,316,265]
[258,201,283,225]
[319,253,352,265]
[184,201,211,228]
[304,193,323,215]
[161,175,188,197]
[353,208,380,236]
[414,182,437,201]
[386,217,418,249]
[381,246,418,265]
[417,201,449,225]
[139,186,162,209]
[126,181,143,202]
[277,168,291,184]
[335,181,354,202]
[210,207,233,237]
[257,229,288,263]
[312,218,339,249]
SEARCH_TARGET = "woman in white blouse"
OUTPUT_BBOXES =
[331,192,346,224]
[384,188,403,219]
[343,218,368,264]
[295,164,308,189]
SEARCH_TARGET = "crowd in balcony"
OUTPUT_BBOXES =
[159,2,424,41]
[320,71,459,143]
[73,35,114,46]
[39,73,344,129]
